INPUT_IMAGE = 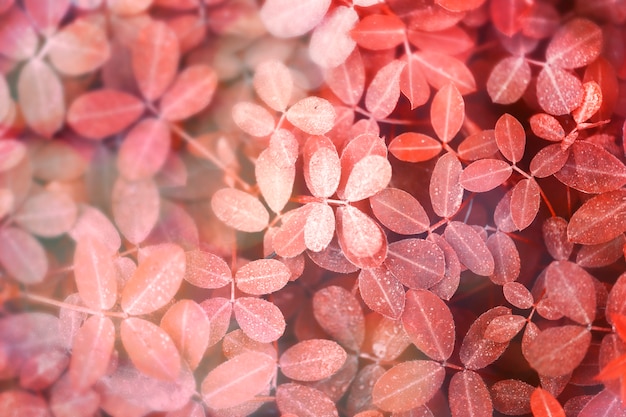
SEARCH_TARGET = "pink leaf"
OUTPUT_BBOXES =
[572,81,602,124]
[0,7,39,60]
[529,143,569,178]
[495,113,525,164]
[259,0,331,38]
[372,360,445,412]
[530,388,566,417]
[160,300,210,370]
[444,221,495,276]
[400,54,430,109]
[544,260,596,325]
[279,339,347,381]
[460,306,511,370]
[269,129,299,168]
[117,117,171,181]
[272,205,310,258]
[303,135,341,198]
[490,0,531,36]
[253,60,293,112]
[232,101,275,137]
[324,48,365,106]
[458,130,499,161]
[429,152,464,218]
[69,315,115,390]
[484,314,527,342]
[313,286,365,352]
[486,232,520,285]
[310,6,358,69]
[112,177,160,244]
[491,379,534,415]
[568,189,626,245]
[351,14,406,50]
[73,236,117,311]
[235,259,290,295]
[69,206,121,254]
[13,190,77,238]
[365,59,406,120]
[536,65,583,115]
[407,25,474,54]
[121,317,181,381]
[0,75,11,129]
[132,20,180,101]
[234,297,286,343]
[276,383,338,417]
[304,202,335,253]
[256,149,295,214]
[529,113,565,142]
[121,243,186,315]
[388,132,442,163]
[427,233,461,300]
[369,187,430,235]
[385,239,445,289]
[67,89,145,140]
[430,83,464,143]
[524,325,591,377]
[200,297,232,348]
[487,56,531,104]
[211,188,269,233]
[503,282,534,309]
[402,289,455,361]
[159,65,217,121]
[336,205,387,269]
[579,389,626,417]
[545,18,602,69]
[20,348,69,391]
[576,234,626,268]
[184,250,231,289]
[459,159,512,192]
[18,59,65,137]
[0,390,50,417]
[0,226,48,284]
[47,18,110,76]
[358,265,405,320]
[286,96,336,135]
[448,371,493,417]
[413,51,476,94]
[107,0,152,15]
[510,178,540,230]
[343,155,392,202]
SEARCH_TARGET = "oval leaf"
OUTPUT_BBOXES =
[259,0,331,38]
[545,18,602,69]
[369,187,430,235]
[255,148,295,214]
[444,221,495,276]
[69,315,115,390]
[235,258,290,295]
[112,177,160,244]
[544,260,596,325]
[351,14,406,50]
[211,188,269,233]
[459,159,512,192]
[0,226,48,284]
[388,132,442,163]
[358,265,405,320]
[276,383,338,417]
[495,113,525,164]
[365,59,406,120]
[286,96,336,135]
[234,297,286,343]
[530,387,566,417]
[13,190,77,238]
[524,325,591,377]
[385,239,445,289]
[449,371,493,417]
[160,300,211,370]
[279,339,347,381]
[343,155,392,202]
[232,101,275,137]
[253,60,292,112]
[536,65,583,115]
[487,56,531,104]
[510,178,540,230]
[184,250,231,289]
[73,235,117,311]
[303,135,341,198]
[313,286,365,352]
[430,83,464,143]
[159,65,218,121]
[567,189,626,245]
[117,117,171,181]
[336,205,387,269]
[430,152,464,218]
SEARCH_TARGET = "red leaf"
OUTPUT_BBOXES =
[460,306,512,370]
[429,152,464,218]
[457,130,499,161]
[313,286,365,352]
[385,239,445,289]
[402,289,455,361]
[389,132,442,163]
[436,0,486,12]
[324,48,365,106]
[372,360,445,412]
[0,390,49,417]
[47,18,110,76]
[448,370,493,417]
[510,178,540,230]
[235,259,290,295]
[117,117,171,181]
[255,148,295,213]
[531,388,566,417]
[121,317,181,381]
[211,188,269,233]
[484,314,527,343]
[336,205,387,269]
[343,155,392,202]
[0,7,39,60]
[546,18,602,69]
[253,60,292,112]
[369,187,430,235]
[413,51,476,94]
[607,273,626,326]
[529,143,569,178]
[536,65,583,115]
[20,349,69,391]
[13,190,77,238]
[201,351,275,410]
[400,54,430,109]
[490,0,532,36]
[568,189,626,245]
[67,89,145,140]
[304,202,335,252]
[234,297,286,343]
[351,14,406,50]
[487,56,531,104]
[495,113,525,164]
[121,243,186,316]
[572,81,602,124]
[112,177,160,244]
[430,83,464,143]
[0,226,48,284]
[427,233,461,300]
[69,315,115,390]
[579,390,626,417]
[358,265,405,320]
[530,113,566,142]
[310,6,358,69]
[276,383,338,417]
[160,300,210,370]
[491,379,534,415]
[286,96,336,135]
[18,59,65,137]
[503,282,534,309]
[459,159,512,192]
[303,135,341,198]
[232,101,275,137]
[259,0,331,38]
[73,236,117,311]
[365,59,406,120]
[279,339,347,381]
[486,231,520,285]
[407,25,474,54]
[445,221,494,276]
[524,325,591,377]
[545,260,596,325]
[132,20,180,101]
[159,65,217,121]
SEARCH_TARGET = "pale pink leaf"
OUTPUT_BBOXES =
[579,389,626,417]
[487,56,531,104]
[0,7,39,60]
[69,206,121,254]
[13,190,77,238]
[459,159,512,192]
[336,205,387,269]
[486,232,520,285]
[324,48,365,106]
[460,306,511,370]
[495,113,525,164]
[303,135,341,198]
[448,371,493,417]
[18,59,65,137]
[457,130,498,161]
[0,226,48,284]
[47,18,110,76]
[372,360,445,412]
[343,155,392,202]
[259,0,331,38]
[484,314,527,343]
[269,129,299,168]
[351,14,406,50]
[503,282,534,309]
[121,243,186,315]
[337,134,387,199]
[510,178,540,230]
[211,188,269,233]
[279,339,347,382]
[545,260,596,325]
[388,132,442,163]
[536,65,583,115]
[234,297,286,343]
[235,258,290,295]
[67,89,145,140]
[184,250,231,289]
[525,325,591,377]
[200,297,232,347]
[222,329,277,361]
[576,234,626,268]
[444,221,495,276]
[529,113,565,142]
[132,20,180,101]
[159,65,217,121]
[255,148,294,213]
[73,235,117,311]
[276,383,338,417]
[385,239,445,289]
[160,300,210,370]
[546,18,602,69]
[529,143,569,178]
[572,81,602,124]
[107,0,152,15]
[491,379,534,415]
[253,60,292,112]
[121,317,181,381]
[567,189,626,245]
[413,51,476,94]
[310,6,358,68]
[313,285,365,352]
[401,54,430,109]
[117,117,171,181]
[358,265,405,320]
[19,348,69,391]
[304,202,335,252]
[69,315,115,390]
[112,177,160,244]
[286,96,336,135]
[369,187,430,235]
[232,101,275,137]
[272,205,310,258]
[429,152,463,218]
[430,83,464,143]
[365,59,406,120]
[402,289,455,361]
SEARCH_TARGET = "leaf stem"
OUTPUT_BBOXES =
[21,292,128,318]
